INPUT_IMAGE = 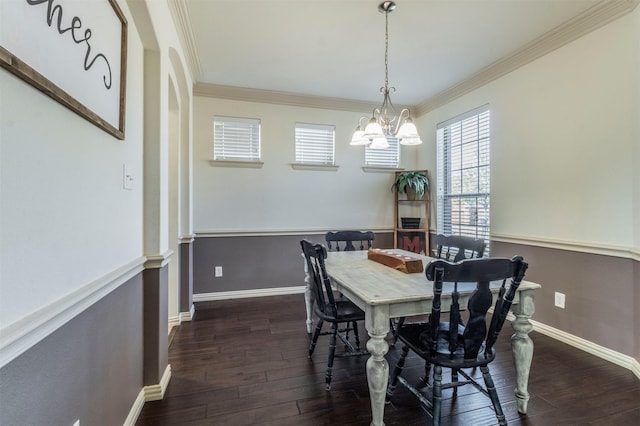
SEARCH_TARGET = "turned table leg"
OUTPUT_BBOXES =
[365,306,390,426]
[511,289,536,414]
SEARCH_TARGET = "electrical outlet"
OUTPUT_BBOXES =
[215,266,223,277]
[554,292,566,309]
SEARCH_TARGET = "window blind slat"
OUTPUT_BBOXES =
[295,123,335,165]
[213,116,261,161]
[365,137,400,167]
[437,107,491,252]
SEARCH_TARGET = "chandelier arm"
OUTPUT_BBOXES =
[392,108,411,135]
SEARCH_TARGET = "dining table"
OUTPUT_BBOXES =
[307,248,542,426]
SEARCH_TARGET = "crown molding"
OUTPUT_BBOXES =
[190,0,637,115]
[168,0,202,80]
[194,82,388,113]
[414,0,639,116]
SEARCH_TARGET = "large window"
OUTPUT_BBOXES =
[213,116,261,162]
[436,105,490,249]
[295,123,335,165]
[365,137,400,168]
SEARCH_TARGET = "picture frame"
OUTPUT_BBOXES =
[0,0,128,139]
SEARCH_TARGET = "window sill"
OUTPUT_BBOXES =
[362,166,404,173]
[209,160,264,169]
[291,163,339,171]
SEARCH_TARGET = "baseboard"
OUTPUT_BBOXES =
[143,364,172,402]
[530,319,640,380]
[179,304,195,322]
[193,286,306,302]
[123,388,145,426]
[168,315,180,332]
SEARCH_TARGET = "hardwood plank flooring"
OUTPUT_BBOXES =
[137,295,639,426]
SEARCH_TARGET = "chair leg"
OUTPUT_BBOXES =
[391,317,405,345]
[451,368,459,396]
[386,345,410,402]
[432,365,443,426]
[325,322,338,391]
[480,366,506,425]
[352,321,361,349]
[308,319,323,358]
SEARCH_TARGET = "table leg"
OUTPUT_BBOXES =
[365,307,390,426]
[510,289,535,414]
[301,253,314,334]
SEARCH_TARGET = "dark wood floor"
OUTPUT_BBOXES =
[137,294,639,426]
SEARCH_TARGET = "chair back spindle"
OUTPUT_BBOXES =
[424,256,528,361]
[435,234,486,261]
[325,230,375,252]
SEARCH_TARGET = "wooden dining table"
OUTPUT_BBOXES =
[319,249,541,426]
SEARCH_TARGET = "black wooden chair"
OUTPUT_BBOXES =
[325,230,376,252]
[300,239,367,390]
[391,234,487,344]
[386,256,528,426]
[434,234,486,261]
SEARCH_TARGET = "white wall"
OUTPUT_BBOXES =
[417,9,638,251]
[192,98,422,233]
[633,6,640,253]
[0,8,145,328]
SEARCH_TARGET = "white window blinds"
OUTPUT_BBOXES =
[213,116,261,161]
[295,123,335,165]
[437,105,490,250]
[365,137,400,168]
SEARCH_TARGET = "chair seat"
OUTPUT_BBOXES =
[397,322,496,369]
[316,300,364,323]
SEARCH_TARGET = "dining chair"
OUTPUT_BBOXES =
[300,239,368,390]
[434,234,486,261]
[391,234,487,344]
[386,256,529,426]
[325,230,376,252]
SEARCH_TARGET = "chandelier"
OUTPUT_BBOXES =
[350,1,422,149]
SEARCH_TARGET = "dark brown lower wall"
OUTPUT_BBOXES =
[0,274,144,426]
[491,241,637,359]
[193,232,393,294]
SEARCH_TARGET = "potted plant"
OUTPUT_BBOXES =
[392,171,429,201]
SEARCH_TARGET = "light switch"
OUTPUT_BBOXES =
[123,164,133,190]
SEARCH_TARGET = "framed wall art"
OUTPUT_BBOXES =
[0,0,128,139]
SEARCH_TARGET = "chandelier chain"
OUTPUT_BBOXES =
[384,8,389,90]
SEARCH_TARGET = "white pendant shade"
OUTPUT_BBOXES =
[350,127,370,145]
[369,136,389,149]
[363,119,384,139]
[396,118,419,140]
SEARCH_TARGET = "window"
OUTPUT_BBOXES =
[365,137,400,168]
[437,105,490,251]
[213,116,261,162]
[295,123,335,165]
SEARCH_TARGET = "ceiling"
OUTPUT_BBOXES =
[180,0,618,110]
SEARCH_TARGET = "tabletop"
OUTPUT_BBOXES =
[326,249,541,308]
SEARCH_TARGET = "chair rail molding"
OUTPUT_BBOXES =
[0,256,146,368]
[491,232,638,261]
[194,228,393,238]
[144,249,174,269]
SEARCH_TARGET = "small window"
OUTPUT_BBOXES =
[437,105,490,251]
[365,137,400,168]
[213,116,261,162]
[295,123,335,165]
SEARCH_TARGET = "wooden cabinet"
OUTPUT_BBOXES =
[393,170,430,255]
